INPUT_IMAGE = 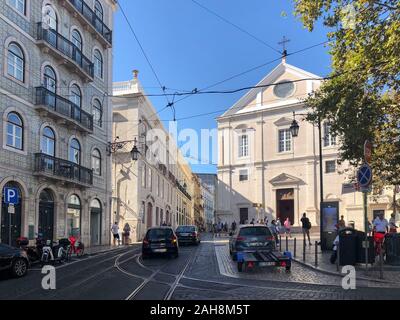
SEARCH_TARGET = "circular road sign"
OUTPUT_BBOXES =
[357,164,372,188]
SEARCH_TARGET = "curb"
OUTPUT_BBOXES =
[292,257,399,285]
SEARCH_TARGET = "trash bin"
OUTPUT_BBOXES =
[338,228,357,266]
[385,233,400,266]
[355,230,375,264]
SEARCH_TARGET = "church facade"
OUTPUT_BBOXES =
[216,60,371,229]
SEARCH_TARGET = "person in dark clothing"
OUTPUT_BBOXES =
[300,213,312,245]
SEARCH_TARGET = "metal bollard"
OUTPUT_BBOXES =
[379,243,384,279]
[294,238,297,258]
[336,240,340,271]
[303,234,306,262]
[314,241,318,267]
[286,236,288,252]
[279,235,282,251]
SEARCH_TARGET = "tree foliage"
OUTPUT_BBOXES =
[293,0,400,187]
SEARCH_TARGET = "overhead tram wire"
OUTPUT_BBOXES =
[118,0,174,122]
[170,40,331,106]
[190,0,282,55]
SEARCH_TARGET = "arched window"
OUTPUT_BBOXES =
[41,126,55,156]
[71,29,83,51]
[42,4,57,31]
[43,66,56,93]
[6,112,23,150]
[92,99,102,127]
[67,194,81,237]
[7,43,24,82]
[94,1,104,21]
[91,148,101,176]
[69,138,81,164]
[70,84,82,108]
[8,0,26,15]
[93,49,103,78]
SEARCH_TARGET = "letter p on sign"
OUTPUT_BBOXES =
[4,187,19,205]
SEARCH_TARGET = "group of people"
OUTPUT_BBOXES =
[111,222,132,246]
[213,221,229,236]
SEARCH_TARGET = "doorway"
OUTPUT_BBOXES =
[38,189,55,241]
[146,203,153,230]
[239,208,248,224]
[276,188,295,223]
[90,199,102,246]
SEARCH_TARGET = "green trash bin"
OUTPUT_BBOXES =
[338,228,357,266]
[385,233,400,266]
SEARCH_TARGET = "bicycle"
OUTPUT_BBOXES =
[68,235,85,257]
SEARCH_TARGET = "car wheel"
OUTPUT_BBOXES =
[11,258,28,278]
[237,262,243,272]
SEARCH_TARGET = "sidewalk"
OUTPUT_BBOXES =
[282,235,400,285]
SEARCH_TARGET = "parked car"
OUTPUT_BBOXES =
[175,225,200,245]
[229,224,276,261]
[142,227,179,259]
[0,243,30,278]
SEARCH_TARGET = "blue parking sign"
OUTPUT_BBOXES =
[3,187,19,204]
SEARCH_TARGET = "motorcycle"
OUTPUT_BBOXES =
[16,237,42,263]
[40,238,71,266]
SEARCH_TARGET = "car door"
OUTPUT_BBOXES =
[0,244,13,270]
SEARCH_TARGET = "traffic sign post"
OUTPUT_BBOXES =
[357,163,372,272]
[3,187,19,245]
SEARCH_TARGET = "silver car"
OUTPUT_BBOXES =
[229,224,276,261]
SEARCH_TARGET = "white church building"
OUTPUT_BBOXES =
[216,59,376,230]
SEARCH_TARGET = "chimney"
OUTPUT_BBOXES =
[133,69,139,79]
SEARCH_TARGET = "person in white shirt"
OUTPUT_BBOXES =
[111,222,120,246]
[373,213,389,234]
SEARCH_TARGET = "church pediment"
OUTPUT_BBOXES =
[273,117,293,126]
[269,173,303,186]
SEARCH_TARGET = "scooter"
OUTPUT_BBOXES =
[40,238,70,266]
[16,237,42,263]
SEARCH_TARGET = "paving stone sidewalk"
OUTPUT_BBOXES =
[282,235,400,285]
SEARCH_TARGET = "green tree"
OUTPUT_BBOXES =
[293,0,400,209]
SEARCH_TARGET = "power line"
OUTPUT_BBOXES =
[118,1,171,105]
[190,0,282,55]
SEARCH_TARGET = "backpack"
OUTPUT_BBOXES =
[307,219,312,230]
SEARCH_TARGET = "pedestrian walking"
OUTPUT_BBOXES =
[250,218,255,225]
[284,217,292,238]
[338,215,346,230]
[300,213,312,245]
[123,223,131,245]
[276,218,282,233]
[231,221,237,233]
[111,222,120,246]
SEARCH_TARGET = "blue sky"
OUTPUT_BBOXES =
[113,0,332,174]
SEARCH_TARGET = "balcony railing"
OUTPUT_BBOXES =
[36,23,94,78]
[35,87,93,132]
[34,153,93,186]
[68,0,112,45]
[177,181,192,201]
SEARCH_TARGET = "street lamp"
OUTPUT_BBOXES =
[108,137,142,161]
[130,138,141,161]
[290,111,325,248]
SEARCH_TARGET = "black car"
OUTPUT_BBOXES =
[142,227,179,259]
[229,224,276,260]
[175,225,200,245]
[0,243,30,277]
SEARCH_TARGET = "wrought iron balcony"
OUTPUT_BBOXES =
[36,23,94,81]
[34,153,93,187]
[61,0,112,47]
[35,87,93,133]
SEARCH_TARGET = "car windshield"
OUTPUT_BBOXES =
[239,227,272,236]
[147,228,173,239]
[176,226,195,232]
